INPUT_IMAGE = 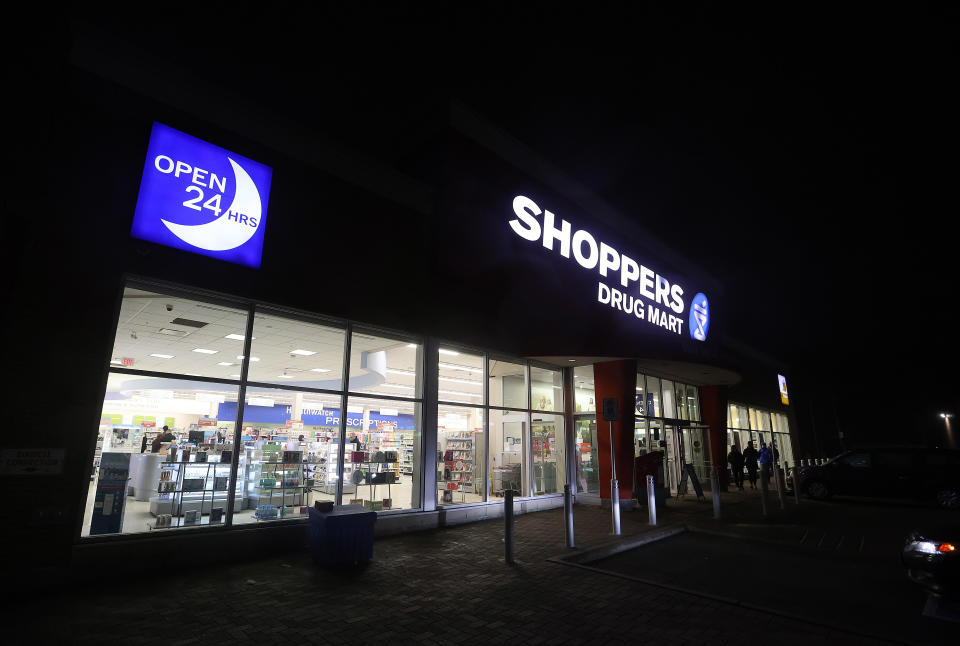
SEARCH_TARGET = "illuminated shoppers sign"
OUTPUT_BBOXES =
[131,122,273,268]
[509,195,710,340]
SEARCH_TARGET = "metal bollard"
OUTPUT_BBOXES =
[792,469,801,504]
[711,468,721,519]
[646,474,657,526]
[608,421,621,536]
[760,469,769,517]
[563,484,575,548]
[776,467,786,510]
[504,489,515,564]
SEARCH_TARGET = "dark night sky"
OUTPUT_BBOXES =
[14,3,960,449]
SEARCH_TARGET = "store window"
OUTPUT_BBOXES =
[247,312,345,388]
[661,379,676,418]
[645,375,662,417]
[108,286,250,380]
[348,331,421,398]
[686,384,700,421]
[489,408,528,496]
[85,372,242,536]
[635,374,647,416]
[574,415,599,493]
[489,359,527,409]
[233,386,342,525]
[531,366,563,412]
[437,405,485,504]
[532,412,565,495]
[437,351,484,405]
[341,396,421,511]
[573,365,596,413]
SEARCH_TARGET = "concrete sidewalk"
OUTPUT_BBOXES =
[3,494,896,645]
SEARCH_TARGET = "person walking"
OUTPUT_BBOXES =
[727,444,745,490]
[742,440,759,489]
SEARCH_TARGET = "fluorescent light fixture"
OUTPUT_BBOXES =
[217,362,234,366]
[247,397,275,407]
[381,383,415,390]
[379,408,399,416]
[406,344,417,349]
[192,348,218,354]
[439,376,481,385]
[387,368,416,376]
[225,334,255,341]
[110,359,122,364]
[149,353,174,359]
[439,362,483,374]
[230,374,242,378]
[438,348,460,356]
[310,368,331,373]
[290,349,316,356]
[636,387,643,391]
[237,355,260,361]
[184,373,201,376]
[276,374,294,379]
[347,405,365,414]
[195,393,225,403]
[439,389,481,397]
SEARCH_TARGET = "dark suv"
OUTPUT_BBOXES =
[797,447,960,509]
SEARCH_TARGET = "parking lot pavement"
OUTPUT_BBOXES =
[588,531,957,645]
[4,500,899,646]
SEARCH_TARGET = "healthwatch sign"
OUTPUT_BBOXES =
[509,195,711,341]
[131,122,272,268]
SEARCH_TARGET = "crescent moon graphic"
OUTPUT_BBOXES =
[161,157,262,251]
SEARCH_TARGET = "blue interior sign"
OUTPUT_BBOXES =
[131,122,272,268]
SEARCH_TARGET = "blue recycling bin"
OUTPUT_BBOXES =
[308,504,377,565]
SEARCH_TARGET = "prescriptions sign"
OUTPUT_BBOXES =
[508,195,711,341]
[131,122,272,268]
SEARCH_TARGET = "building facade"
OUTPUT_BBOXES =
[6,37,798,563]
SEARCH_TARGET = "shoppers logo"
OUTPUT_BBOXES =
[131,122,272,268]
[509,195,715,340]
[688,293,710,341]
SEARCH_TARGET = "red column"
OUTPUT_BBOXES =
[699,385,729,490]
[593,359,638,504]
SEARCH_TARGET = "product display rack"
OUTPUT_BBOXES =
[149,459,234,529]
[532,425,559,494]
[438,433,477,503]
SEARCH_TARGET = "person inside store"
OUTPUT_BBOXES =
[727,444,745,491]
[348,432,362,450]
[140,433,149,453]
[151,425,177,452]
[742,440,759,489]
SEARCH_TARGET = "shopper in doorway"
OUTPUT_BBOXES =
[742,441,759,489]
[758,441,773,484]
[727,445,745,490]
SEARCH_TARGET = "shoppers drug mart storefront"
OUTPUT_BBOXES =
[9,69,798,561]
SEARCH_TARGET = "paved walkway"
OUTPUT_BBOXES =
[5,489,908,645]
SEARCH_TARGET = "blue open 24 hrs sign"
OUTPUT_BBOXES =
[131,122,273,268]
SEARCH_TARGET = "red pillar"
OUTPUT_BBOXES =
[699,385,729,490]
[593,359,638,505]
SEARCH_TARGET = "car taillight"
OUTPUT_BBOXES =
[938,543,956,553]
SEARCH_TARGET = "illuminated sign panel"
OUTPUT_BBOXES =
[131,122,273,268]
[778,374,790,405]
[508,195,711,340]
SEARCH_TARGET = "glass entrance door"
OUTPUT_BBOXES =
[574,415,599,493]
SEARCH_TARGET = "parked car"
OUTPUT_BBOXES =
[795,447,960,508]
[902,526,960,597]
